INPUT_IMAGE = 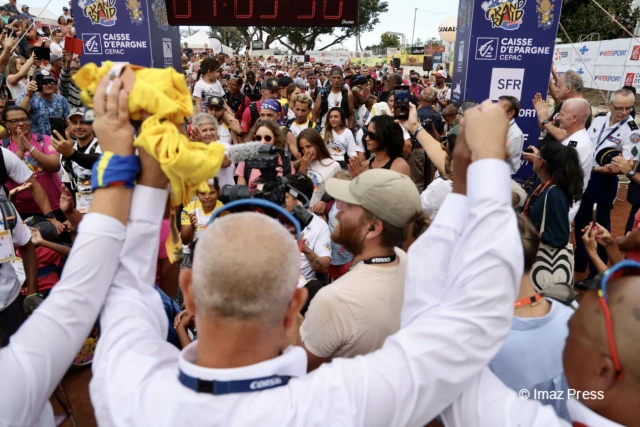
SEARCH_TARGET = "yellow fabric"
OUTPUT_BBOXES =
[73,61,226,207]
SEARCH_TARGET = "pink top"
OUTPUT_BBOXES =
[5,133,61,214]
[235,154,295,188]
[627,209,640,262]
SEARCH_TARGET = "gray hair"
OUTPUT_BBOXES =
[193,112,219,129]
[610,88,635,103]
[388,73,403,86]
[563,70,584,94]
[420,87,437,104]
[192,212,300,324]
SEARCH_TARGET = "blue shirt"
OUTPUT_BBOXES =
[489,299,574,422]
[17,93,70,136]
[328,203,353,266]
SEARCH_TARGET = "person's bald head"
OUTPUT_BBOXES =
[184,212,300,325]
[557,98,590,131]
[563,275,640,416]
[420,87,437,105]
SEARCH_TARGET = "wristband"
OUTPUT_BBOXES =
[412,125,424,140]
[91,152,141,192]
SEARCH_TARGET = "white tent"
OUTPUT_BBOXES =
[26,6,59,27]
[181,29,234,55]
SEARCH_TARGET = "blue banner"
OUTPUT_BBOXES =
[451,0,562,180]
[73,0,181,71]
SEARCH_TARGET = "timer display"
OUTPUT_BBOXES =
[166,0,360,27]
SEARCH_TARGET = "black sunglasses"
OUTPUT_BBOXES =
[254,135,273,142]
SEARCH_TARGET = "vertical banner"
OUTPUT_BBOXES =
[451,0,562,179]
[73,0,180,70]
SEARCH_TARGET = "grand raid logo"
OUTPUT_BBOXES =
[481,0,526,31]
[80,0,117,27]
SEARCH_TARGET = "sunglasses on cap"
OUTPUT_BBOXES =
[581,260,640,379]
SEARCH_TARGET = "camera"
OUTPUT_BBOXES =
[219,145,313,228]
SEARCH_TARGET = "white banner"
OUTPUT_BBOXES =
[592,65,626,91]
[571,41,600,65]
[596,39,631,66]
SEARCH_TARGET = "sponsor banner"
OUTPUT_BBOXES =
[452,0,562,181]
[629,43,640,62]
[554,45,571,64]
[555,63,571,77]
[387,48,401,55]
[592,65,625,91]
[74,0,180,70]
[596,39,631,66]
[569,64,596,89]
[570,41,600,65]
[623,66,640,89]
[349,57,387,66]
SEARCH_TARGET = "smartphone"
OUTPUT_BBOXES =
[592,203,598,225]
[393,85,411,120]
[35,73,44,92]
[49,117,66,138]
[523,148,534,154]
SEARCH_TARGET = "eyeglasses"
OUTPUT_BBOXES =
[43,81,57,86]
[589,260,640,379]
[612,105,634,112]
[5,117,29,124]
[254,134,273,142]
[364,131,377,141]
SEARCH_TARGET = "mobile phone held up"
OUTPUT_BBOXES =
[393,85,410,121]
[49,117,66,138]
[35,73,44,92]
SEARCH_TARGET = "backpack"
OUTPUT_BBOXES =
[248,102,260,128]
[284,118,316,131]
[319,85,350,124]
[0,193,17,230]
[243,83,261,102]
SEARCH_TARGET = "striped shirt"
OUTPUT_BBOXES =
[58,68,82,108]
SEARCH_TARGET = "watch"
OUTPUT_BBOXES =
[628,170,637,178]
[412,125,424,140]
[44,212,55,219]
[542,118,551,125]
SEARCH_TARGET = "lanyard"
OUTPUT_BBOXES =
[178,370,291,395]
[523,181,551,216]
[351,252,397,270]
[595,116,628,153]
[514,293,542,308]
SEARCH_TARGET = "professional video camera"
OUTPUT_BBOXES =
[219,145,313,228]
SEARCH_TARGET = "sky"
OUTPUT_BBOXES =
[37,0,459,51]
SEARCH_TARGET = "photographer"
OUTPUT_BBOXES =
[284,173,331,280]
[17,70,70,136]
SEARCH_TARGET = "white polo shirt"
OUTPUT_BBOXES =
[0,212,33,311]
[561,129,594,222]
[300,213,331,280]
[587,112,640,167]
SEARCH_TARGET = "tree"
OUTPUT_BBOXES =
[559,0,640,41]
[379,32,400,50]
[209,0,388,54]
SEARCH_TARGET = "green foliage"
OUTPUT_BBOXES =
[380,32,400,49]
[559,0,640,41]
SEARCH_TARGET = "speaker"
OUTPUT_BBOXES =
[423,56,433,72]
[392,58,401,68]
[304,55,310,62]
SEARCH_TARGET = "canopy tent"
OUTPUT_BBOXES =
[28,6,60,27]
[181,29,234,55]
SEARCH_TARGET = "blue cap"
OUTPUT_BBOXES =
[261,99,282,113]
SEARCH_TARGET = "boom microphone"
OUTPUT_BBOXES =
[225,142,265,164]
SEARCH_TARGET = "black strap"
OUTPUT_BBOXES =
[178,370,291,395]
[351,252,397,270]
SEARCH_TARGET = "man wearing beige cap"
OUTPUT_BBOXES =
[299,168,426,371]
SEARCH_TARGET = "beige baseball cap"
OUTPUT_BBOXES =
[326,169,422,228]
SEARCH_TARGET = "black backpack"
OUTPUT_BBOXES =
[319,85,350,124]
[284,118,316,131]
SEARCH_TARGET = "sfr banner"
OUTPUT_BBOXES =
[452,0,562,179]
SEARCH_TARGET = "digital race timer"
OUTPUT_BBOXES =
[166,0,360,27]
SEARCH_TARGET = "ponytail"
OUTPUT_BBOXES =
[539,143,584,204]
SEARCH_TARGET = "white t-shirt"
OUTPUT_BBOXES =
[193,79,224,110]
[49,41,62,57]
[327,129,361,162]
[216,123,232,144]
[7,80,26,102]
[0,147,33,198]
[216,141,236,190]
[321,91,344,127]
[300,213,332,280]
[289,120,313,138]
[306,159,342,206]
[0,213,33,311]
[507,120,525,175]
[561,129,594,222]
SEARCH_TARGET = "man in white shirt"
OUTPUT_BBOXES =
[49,29,63,57]
[575,88,640,279]
[523,98,593,222]
[0,76,140,427]
[498,95,525,174]
[89,100,524,427]
[441,272,640,427]
[283,173,331,281]
[299,167,422,371]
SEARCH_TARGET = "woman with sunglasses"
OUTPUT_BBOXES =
[296,128,341,215]
[236,120,294,187]
[348,115,410,179]
[524,143,584,249]
[487,213,574,422]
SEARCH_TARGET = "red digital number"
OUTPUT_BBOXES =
[173,0,192,18]
[323,0,342,19]
[261,0,278,18]
[298,0,316,19]
[213,0,217,17]
[235,0,253,18]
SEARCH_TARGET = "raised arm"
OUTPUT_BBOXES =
[304,101,523,427]
[0,75,135,427]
